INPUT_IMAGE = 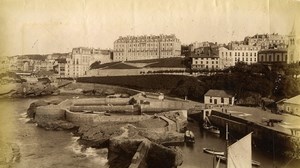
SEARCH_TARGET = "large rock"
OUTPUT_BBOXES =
[27,100,49,118]
[108,138,142,168]
[107,138,183,168]
[77,123,126,148]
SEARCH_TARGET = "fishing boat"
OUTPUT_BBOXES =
[203,148,225,156]
[214,126,260,168]
[215,155,261,167]
[184,130,195,143]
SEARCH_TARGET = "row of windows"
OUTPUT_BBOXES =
[116,38,179,43]
[193,65,219,69]
[194,61,218,64]
[194,58,218,60]
[221,52,257,57]
[235,58,256,62]
[114,52,173,56]
[115,42,175,48]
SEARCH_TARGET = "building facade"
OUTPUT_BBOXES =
[218,45,259,69]
[257,49,288,64]
[191,46,219,70]
[280,95,300,116]
[204,89,235,106]
[244,33,288,49]
[65,47,112,77]
[287,25,300,64]
[113,34,181,61]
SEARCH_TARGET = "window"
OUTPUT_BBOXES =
[229,98,232,104]
[221,98,224,103]
[210,97,212,103]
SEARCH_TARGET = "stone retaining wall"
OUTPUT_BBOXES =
[35,105,66,121]
[70,105,137,114]
[72,98,130,106]
[65,110,150,124]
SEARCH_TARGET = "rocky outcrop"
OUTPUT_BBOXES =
[27,100,49,118]
[36,119,77,131]
[77,123,127,148]
[108,138,183,168]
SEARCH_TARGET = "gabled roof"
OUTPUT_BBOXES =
[205,89,235,98]
[284,95,300,105]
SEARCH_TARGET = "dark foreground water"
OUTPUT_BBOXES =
[1,96,300,168]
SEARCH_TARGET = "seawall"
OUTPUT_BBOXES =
[208,110,300,155]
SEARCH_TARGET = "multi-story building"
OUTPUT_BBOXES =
[189,41,214,52]
[244,33,288,49]
[191,46,219,70]
[258,48,288,65]
[113,34,181,61]
[219,45,259,69]
[65,47,112,77]
[218,47,235,69]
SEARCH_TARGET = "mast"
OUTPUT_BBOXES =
[226,123,228,168]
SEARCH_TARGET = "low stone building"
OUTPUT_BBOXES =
[204,89,235,106]
[279,95,300,115]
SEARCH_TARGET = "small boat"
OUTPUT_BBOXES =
[184,130,195,143]
[203,148,225,156]
[216,155,261,167]
[203,121,220,134]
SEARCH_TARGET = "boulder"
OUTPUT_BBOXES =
[26,100,49,118]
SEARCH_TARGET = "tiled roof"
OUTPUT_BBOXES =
[284,95,300,105]
[205,89,235,98]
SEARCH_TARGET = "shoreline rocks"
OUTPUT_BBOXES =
[0,141,21,168]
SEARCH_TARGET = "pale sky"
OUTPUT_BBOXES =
[0,0,299,56]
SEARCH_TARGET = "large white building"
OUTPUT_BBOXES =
[113,34,181,61]
[191,46,219,70]
[219,45,260,69]
[64,47,112,77]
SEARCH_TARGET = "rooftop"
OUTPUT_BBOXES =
[205,89,235,98]
[284,95,300,105]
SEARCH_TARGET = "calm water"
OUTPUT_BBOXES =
[179,121,300,168]
[1,95,300,168]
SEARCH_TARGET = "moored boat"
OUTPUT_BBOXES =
[203,121,220,134]
[216,155,261,167]
[184,130,195,143]
[203,148,225,156]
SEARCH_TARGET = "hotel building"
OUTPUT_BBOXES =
[219,45,260,69]
[113,34,181,61]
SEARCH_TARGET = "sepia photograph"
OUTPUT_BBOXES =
[0,0,300,167]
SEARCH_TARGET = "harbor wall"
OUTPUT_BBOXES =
[72,98,130,106]
[69,105,138,114]
[208,110,300,155]
[35,106,66,121]
[141,101,192,113]
[65,110,150,124]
